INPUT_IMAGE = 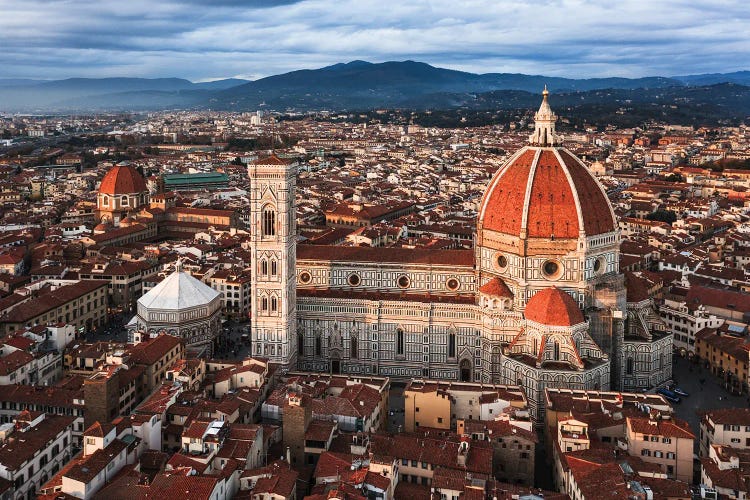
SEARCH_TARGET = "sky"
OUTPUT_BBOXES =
[0,0,748,81]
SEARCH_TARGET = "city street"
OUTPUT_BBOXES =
[670,354,748,444]
[387,383,405,432]
[214,319,252,359]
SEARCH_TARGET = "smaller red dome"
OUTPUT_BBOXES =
[525,287,584,326]
[99,164,147,195]
[478,277,514,299]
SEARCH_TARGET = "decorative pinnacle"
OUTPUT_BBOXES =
[529,87,561,147]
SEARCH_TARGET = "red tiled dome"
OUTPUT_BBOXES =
[524,287,584,326]
[478,146,615,240]
[478,277,514,298]
[99,164,147,195]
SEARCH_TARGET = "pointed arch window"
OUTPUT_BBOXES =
[298,333,304,355]
[351,336,358,359]
[553,341,560,361]
[261,297,268,312]
[627,357,634,375]
[262,205,276,237]
[271,260,278,276]
[315,336,322,356]
[260,259,268,276]
[448,332,456,358]
[270,296,278,312]
[396,328,404,356]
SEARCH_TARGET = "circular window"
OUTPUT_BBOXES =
[542,260,562,280]
[347,273,361,286]
[446,278,460,291]
[397,275,410,288]
[594,256,607,275]
[496,254,508,270]
[593,259,601,272]
[298,271,311,284]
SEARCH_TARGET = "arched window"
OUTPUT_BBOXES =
[396,328,404,356]
[533,337,538,355]
[271,260,277,276]
[121,195,129,206]
[262,206,276,237]
[315,336,322,356]
[261,297,268,312]
[298,333,304,355]
[270,296,277,312]
[627,357,634,375]
[102,196,109,207]
[553,341,560,361]
[260,259,268,276]
[351,336,358,359]
[448,332,456,358]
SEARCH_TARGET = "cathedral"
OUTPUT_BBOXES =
[247,90,673,421]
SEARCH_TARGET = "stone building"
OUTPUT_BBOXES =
[128,262,222,356]
[248,91,673,423]
[95,162,149,227]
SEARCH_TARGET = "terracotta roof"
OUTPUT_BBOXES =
[297,245,474,267]
[627,416,695,439]
[479,146,615,239]
[478,277,514,298]
[524,287,584,326]
[99,164,147,195]
[252,154,293,166]
[625,271,650,303]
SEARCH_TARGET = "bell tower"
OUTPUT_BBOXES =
[248,154,298,371]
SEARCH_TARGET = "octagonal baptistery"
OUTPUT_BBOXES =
[131,264,222,357]
[477,88,621,312]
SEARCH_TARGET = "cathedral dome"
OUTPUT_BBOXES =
[99,163,147,195]
[477,91,616,242]
[524,287,584,326]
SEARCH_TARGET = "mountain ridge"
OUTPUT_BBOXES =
[1,60,749,115]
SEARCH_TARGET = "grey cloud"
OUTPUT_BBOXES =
[0,0,748,80]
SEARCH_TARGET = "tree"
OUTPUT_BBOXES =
[646,210,677,225]
[664,173,684,183]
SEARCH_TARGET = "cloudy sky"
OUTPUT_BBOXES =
[1,0,748,81]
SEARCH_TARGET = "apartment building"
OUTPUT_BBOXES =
[0,411,74,500]
[696,325,750,394]
[660,297,724,353]
[403,380,528,432]
[0,280,108,335]
[699,408,750,457]
[626,414,695,483]
[700,445,750,500]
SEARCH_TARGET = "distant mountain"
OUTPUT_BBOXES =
[0,60,749,118]
[214,60,684,110]
[193,78,250,90]
[0,77,247,111]
[672,71,750,87]
[0,79,45,88]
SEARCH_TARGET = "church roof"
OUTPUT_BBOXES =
[99,163,147,195]
[477,91,616,241]
[524,287,584,327]
[137,269,220,311]
[478,277,514,298]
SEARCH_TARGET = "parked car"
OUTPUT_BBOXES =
[657,387,682,404]
[672,387,689,397]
